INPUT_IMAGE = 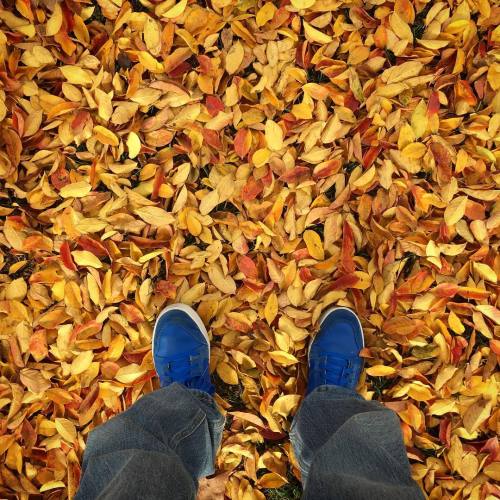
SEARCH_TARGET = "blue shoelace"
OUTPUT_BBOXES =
[159,349,214,394]
[309,352,362,388]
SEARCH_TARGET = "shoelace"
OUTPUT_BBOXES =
[160,350,213,393]
[309,352,361,388]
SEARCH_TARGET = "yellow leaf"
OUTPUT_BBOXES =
[352,165,376,188]
[303,230,324,260]
[428,399,459,416]
[225,41,244,75]
[252,148,271,167]
[46,2,63,36]
[115,363,147,384]
[291,0,315,8]
[269,351,299,366]
[59,181,92,199]
[417,39,449,50]
[135,206,175,226]
[402,142,426,159]
[411,100,428,139]
[264,292,278,325]
[93,125,120,147]
[272,394,301,417]
[476,305,500,325]
[127,131,141,159]
[463,399,491,433]
[216,362,239,385]
[256,2,276,27]
[448,311,465,334]
[21,46,55,67]
[186,211,202,236]
[163,0,188,18]
[208,265,236,295]
[473,262,497,283]
[71,351,94,375]
[444,196,467,226]
[389,12,412,41]
[483,462,500,481]
[291,101,313,120]
[71,250,103,269]
[265,120,284,151]
[5,277,27,301]
[144,17,161,54]
[40,481,65,493]
[408,383,433,401]
[303,20,332,44]
[366,365,396,376]
[54,418,77,443]
[60,65,93,86]
[199,190,220,215]
[137,51,164,73]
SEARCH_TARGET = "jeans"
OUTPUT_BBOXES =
[76,384,424,500]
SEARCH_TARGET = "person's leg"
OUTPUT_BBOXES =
[76,305,224,500]
[290,307,424,500]
[291,386,423,499]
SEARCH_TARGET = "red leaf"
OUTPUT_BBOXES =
[313,159,341,180]
[238,255,258,279]
[29,329,48,361]
[344,90,360,112]
[362,145,382,168]
[455,80,477,106]
[51,166,71,191]
[120,303,145,324]
[129,236,168,248]
[60,241,78,271]
[465,200,485,220]
[197,55,212,74]
[71,110,91,133]
[155,280,177,299]
[382,317,425,337]
[279,166,310,183]
[261,167,273,187]
[226,316,252,333]
[341,221,355,273]
[293,248,310,261]
[430,142,452,183]
[427,91,440,116]
[74,321,102,339]
[77,236,109,257]
[457,287,490,300]
[152,168,165,201]
[299,267,313,283]
[206,95,224,117]
[490,339,500,356]
[432,283,459,298]
[202,129,222,149]
[241,176,263,201]
[439,418,451,447]
[234,128,251,159]
[122,348,150,364]
[451,336,467,364]
[327,273,359,291]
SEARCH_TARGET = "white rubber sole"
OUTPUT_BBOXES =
[308,306,365,358]
[152,303,210,374]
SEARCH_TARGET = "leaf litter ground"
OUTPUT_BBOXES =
[0,0,499,498]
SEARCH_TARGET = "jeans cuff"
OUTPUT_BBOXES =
[310,384,363,399]
[188,388,225,430]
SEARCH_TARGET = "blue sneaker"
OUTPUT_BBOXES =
[152,304,214,394]
[307,307,364,393]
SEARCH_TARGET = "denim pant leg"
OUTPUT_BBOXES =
[290,385,424,500]
[76,383,225,500]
